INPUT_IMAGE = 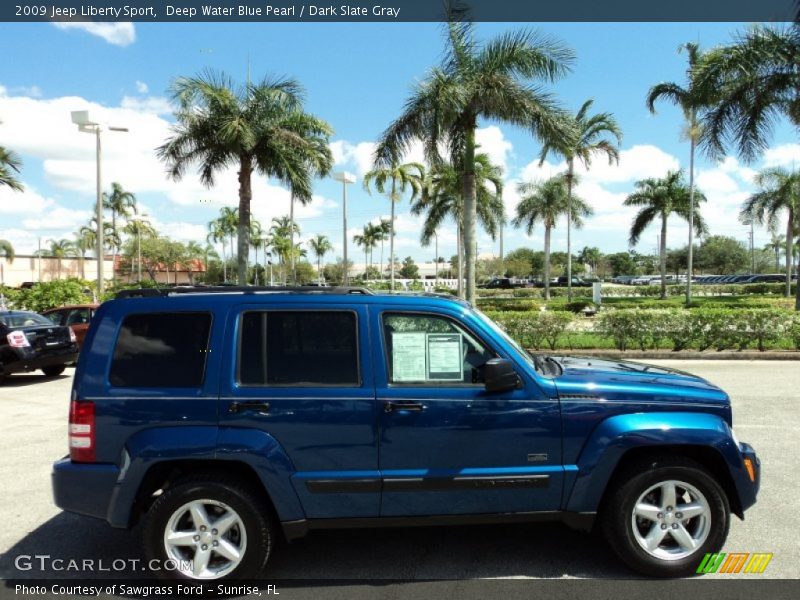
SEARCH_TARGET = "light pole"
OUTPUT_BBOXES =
[71,111,128,295]
[434,231,439,284]
[333,171,356,286]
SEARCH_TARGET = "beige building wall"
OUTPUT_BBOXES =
[0,256,199,287]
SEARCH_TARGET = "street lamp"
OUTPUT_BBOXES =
[333,171,356,286]
[128,214,150,283]
[71,110,128,295]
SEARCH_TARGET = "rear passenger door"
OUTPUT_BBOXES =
[219,304,379,519]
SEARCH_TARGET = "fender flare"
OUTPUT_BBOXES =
[564,412,742,513]
[107,426,303,527]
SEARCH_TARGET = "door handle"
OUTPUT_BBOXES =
[228,401,271,415]
[384,401,425,413]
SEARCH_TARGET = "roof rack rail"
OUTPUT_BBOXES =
[114,285,374,299]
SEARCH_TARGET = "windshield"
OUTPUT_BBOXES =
[0,312,54,328]
[473,309,561,378]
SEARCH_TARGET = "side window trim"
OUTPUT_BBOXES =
[236,308,362,388]
[380,310,495,388]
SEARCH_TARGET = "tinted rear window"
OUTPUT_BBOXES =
[0,312,55,328]
[239,311,358,386]
[109,312,212,388]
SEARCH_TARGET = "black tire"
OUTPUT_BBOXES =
[601,455,730,578]
[41,365,66,377]
[142,472,273,580]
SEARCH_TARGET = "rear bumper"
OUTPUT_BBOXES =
[3,346,78,374]
[52,457,119,523]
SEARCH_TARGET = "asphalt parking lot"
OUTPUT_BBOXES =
[0,361,796,585]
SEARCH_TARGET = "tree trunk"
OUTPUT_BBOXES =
[380,240,384,280]
[686,123,696,305]
[290,194,296,285]
[786,210,793,298]
[111,210,117,287]
[463,125,478,304]
[660,213,668,300]
[456,226,464,298]
[544,224,552,301]
[390,177,396,291]
[566,159,575,302]
[237,157,252,285]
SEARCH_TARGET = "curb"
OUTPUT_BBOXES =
[536,349,800,360]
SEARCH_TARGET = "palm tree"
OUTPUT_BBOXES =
[624,170,708,299]
[121,218,157,283]
[538,99,622,300]
[0,146,23,192]
[512,176,592,300]
[47,239,76,278]
[353,224,380,280]
[207,219,229,282]
[0,239,13,286]
[374,8,574,303]
[268,216,302,284]
[696,25,799,308]
[695,25,799,163]
[647,42,714,304]
[375,218,391,279]
[103,182,137,285]
[74,227,95,279]
[363,162,425,290]
[765,233,786,272]
[412,154,504,297]
[309,234,333,284]
[741,167,800,297]
[158,69,333,285]
[578,246,602,277]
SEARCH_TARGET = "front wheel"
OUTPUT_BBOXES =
[601,456,730,577]
[143,474,273,580]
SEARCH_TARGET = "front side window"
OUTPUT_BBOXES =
[382,313,494,385]
[238,311,359,386]
[109,312,212,388]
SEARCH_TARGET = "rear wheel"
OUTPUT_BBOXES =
[143,473,273,580]
[42,365,66,377]
[601,455,730,577]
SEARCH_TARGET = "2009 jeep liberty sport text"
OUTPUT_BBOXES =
[52,286,760,580]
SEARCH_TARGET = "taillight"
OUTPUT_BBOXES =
[7,331,30,347]
[69,328,77,343]
[69,400,95,462]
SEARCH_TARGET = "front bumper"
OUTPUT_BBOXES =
[52,457,119,523]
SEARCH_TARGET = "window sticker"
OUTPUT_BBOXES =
[427,333,463,381]
[391,332,428,381]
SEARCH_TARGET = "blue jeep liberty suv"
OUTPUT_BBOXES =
[52,286,760,580]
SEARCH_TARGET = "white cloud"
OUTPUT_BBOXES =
[135,81,149,94]
[120,96,172,116]
[476,126,513,174]
[330,140,377,177]
[0,85,6,97]
[761,144,800,169]
[52,22,136,47]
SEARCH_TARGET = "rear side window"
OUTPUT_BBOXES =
[109,312,212,388]
[238,311,359,386]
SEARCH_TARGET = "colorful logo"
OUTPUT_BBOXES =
[696,552,773,574]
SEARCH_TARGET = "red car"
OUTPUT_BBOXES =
[42,304,99,349]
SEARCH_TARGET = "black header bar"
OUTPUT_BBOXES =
[3,0,799,23]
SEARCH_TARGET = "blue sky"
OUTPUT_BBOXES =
[0,21,798,266]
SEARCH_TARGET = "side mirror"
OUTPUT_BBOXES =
[484,358,520,393]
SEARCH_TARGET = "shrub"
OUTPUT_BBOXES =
[790,315,800,350]
[14,279,94,313]
[596,310,644,351]
[486,310,573,351]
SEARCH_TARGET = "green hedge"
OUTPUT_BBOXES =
[484,308,798,352]
[9,280,95,313]
[476,282,797,299]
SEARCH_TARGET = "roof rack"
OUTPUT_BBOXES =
[115,286,374,299]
